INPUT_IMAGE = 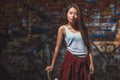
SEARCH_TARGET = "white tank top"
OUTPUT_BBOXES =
[64,25,88,57]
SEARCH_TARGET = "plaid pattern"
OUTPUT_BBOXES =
[58,51,90,80]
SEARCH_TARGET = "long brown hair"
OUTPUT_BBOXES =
[61,3,91,53]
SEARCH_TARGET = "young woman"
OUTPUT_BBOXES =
[45,4,94,80]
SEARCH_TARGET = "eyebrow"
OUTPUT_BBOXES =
[68,10,77,13]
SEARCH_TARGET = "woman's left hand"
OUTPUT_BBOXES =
[89,63,95,74]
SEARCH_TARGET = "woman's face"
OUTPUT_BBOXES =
[66,7,78,24]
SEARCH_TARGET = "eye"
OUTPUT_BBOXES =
[74,12,78,15]
[68,12,73,15]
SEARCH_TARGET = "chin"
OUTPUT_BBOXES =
[70,21,75,24]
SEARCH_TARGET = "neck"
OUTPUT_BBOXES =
[68,22,74,26]
[67,23,79,30]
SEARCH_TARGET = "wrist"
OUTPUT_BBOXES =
[51,63,54,67]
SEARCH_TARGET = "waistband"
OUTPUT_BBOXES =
[67,50,88,57]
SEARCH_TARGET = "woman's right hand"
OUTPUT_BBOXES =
[45,65,54,72]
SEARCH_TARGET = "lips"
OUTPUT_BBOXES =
[70,19,75,21]
[71,19,76,22]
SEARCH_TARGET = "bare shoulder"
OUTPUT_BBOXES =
[58,25,65,31]
[58,25,65,35]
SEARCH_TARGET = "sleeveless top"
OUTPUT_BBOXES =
[64,25,88,57]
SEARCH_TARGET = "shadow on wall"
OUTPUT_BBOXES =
[0,65,10,80]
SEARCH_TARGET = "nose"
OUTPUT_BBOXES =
[71,14,75,18]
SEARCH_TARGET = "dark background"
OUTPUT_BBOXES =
[0,0,120,80]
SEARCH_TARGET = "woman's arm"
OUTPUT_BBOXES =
[89,52,94,74]
[87,41,94,74]
[51,26,64,67]
[45,26,64,72]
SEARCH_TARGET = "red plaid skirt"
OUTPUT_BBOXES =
[58,51,90,80]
